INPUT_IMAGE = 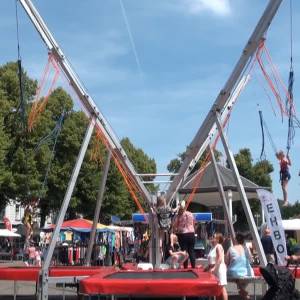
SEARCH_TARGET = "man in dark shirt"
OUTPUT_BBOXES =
[261,228,276,264]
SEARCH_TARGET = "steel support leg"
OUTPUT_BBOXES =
[38,117,96,300]
[149,210,160,267]
[228,190,233,222]
[85,150,112,265]
[13,281,17,300]
[209,146,236,241]
[154,222,161,268]
[215,113,267,266]
[148,211,155,266]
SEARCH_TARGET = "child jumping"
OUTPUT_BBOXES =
[276,150,291,206]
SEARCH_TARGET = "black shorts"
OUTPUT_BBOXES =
[280,170,291,182]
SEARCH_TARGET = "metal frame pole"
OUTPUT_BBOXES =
[209,147,236,241]
[166,0,282,204]
[19,0,153,208]
[227,190,233,222]
[39,118,96,300]
[85,150,112,266]
[148,211,155,266]
[154,221,161,268]
[215,113,267,266]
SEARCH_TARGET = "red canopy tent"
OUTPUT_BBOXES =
[45,218,110,232]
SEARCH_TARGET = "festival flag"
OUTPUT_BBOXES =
[257,189,287,266]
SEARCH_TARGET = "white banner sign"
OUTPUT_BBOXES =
[257,189,287,266]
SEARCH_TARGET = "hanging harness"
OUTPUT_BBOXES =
[279,159,291,183]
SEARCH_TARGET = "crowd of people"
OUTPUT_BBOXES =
[153,196,300,300]
[152,198,255,300]
[7,193,298,300]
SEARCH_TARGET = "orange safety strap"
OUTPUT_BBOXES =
[94,126,145,213]
[28,53,60,131]
[90,129,105,165]
[263,44,295,115]
[185,129,220,209]
[256,41,295,118]
[185,69,251,209]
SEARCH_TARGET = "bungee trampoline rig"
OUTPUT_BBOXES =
[2,0,296,299]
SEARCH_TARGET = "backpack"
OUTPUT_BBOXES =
[260,263,300,300]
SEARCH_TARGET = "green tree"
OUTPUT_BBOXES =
[0,115,12,211]
[0,61,157,225]
[167,146,222,174]
[0,62,39,207]
[233,148,273,230]
[281,201,300,219]
[233,148,273,187]
[94,137,158,222]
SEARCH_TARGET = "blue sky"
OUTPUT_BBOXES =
[1,0,300,203]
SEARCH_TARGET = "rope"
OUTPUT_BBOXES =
[15,0,21,61]
[40,112,65,193]
[285,0,300,155]
[259,110,278,155]
[94,127,145,213]
[34,111,65,152]
[254,69,277,117]
[28,53,60,131]
[289,0,293,64]
[15,0,31,202]
[185,110,233,209]
[256,43,286,118]
[33,111,65,206]
[43,50,145,213]
[286,67,295,155]
[14,0,26,128]
[256,41,295,118]
[258,110,266,160]
[184,53,257,209]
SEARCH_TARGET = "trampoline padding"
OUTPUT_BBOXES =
[0,266,109,281]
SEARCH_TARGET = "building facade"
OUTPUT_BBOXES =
[0,200,24,227]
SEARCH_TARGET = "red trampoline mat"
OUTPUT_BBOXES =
[80,269,222,297]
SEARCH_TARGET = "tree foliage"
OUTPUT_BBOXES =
[233,148,273,187]
[0,62,157,224]
[281,201,300,219]
[232,148,273,230]
[167,146,222,174]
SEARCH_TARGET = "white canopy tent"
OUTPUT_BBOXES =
[179,162,270,207]
[282,219,300,231]
[282,219,300,245]
[0,229,21,238]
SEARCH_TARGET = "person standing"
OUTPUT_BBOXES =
[206,232,228,300]
[226,232,254,299]
[27,243,36,266]
[35,247,42,267]
[172,201,196,268]
[261,228,276,264]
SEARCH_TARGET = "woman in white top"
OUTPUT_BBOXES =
[205,232,228,300]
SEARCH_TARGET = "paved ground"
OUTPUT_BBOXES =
[0,260,264,299]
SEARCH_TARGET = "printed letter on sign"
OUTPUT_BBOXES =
[257,189,287,266]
